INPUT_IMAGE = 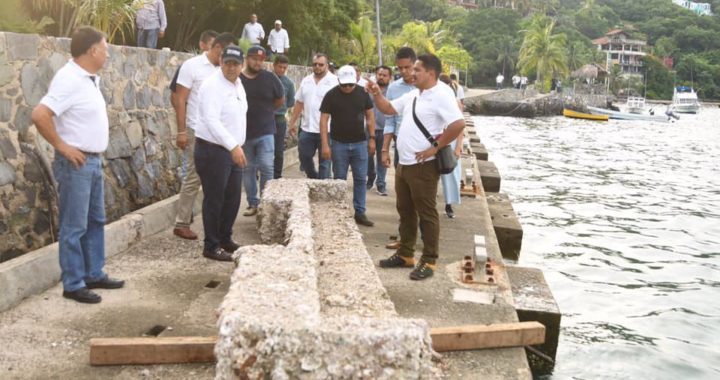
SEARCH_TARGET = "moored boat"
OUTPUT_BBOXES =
[671,86,700,114]
[587,106,673,123]
[563,108,609,121]
[625,96,646,114]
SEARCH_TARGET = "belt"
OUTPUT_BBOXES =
[196,137,223,149]
[80,151,101,157]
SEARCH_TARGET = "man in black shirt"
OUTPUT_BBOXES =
[239,46,284,217]
[320,65,376,226]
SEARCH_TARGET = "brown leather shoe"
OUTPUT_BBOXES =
[385,240,401,250]
[220,241,240,253]
[173,227,198,240]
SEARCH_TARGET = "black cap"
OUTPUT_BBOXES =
[246,45,266,59]
[222,46,244,63]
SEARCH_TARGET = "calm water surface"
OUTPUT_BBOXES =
[475,108,720,380]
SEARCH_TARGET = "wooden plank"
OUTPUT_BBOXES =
[89,336,216,366]
[89,322,545,365]
[430,321,545,352]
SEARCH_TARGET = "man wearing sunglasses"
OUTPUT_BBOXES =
[289,53,337,179]
[319,65,376,227]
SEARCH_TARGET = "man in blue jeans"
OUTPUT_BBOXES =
[32,26,124,304]
[239,46,284,216]
[366,65,392,195]
[289,53,337,179]
[320,65,376,226]
[135,0,167,49]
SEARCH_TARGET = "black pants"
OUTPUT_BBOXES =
[194,138,243,251]
[273,115,287,179]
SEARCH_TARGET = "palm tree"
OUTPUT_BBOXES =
[517,16,568,92]
[347,16,376,67]
[30,0,137,42]
[496,36,517,78]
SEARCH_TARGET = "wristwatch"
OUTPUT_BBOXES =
[432,141,439,148]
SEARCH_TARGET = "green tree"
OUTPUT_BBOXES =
[517,16,568,91]
[0,0,53,34]
[346,16,377,67]
[29,0,137,42]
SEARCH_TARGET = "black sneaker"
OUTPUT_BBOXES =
[203,247,234,262]
[379,253,415,268]
[63,288,102,304]
[220,241,241,253]
[409,261,436,280]
[354,213,375,227]
[445,204,455,219]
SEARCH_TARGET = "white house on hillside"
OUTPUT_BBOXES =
[672,0,713,16]
[592,29,647,76]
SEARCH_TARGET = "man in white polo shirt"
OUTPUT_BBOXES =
[367,53,466,281]
[288,53,337,179]
[241,14,265,45]
[194,46,248,262]
[31,26,124,304]
[172,32,235,240]
[267,20,289,56]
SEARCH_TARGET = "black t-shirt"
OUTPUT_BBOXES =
[319,85,373,143]
[240,70,284,139]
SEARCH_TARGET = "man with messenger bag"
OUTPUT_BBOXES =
[366,53,465,281]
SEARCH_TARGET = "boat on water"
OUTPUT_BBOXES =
[587,106,674,123]
[563,109,609,121]
[671,86,700,114]
[625,96,646,114]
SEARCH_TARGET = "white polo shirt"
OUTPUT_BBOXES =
[295,72,337,133]
[268,28,289,53]
[242,22,265,43]
[176,52,218,130]
[391,82,464,166]
[195,70,248,151]
[39,60,109,153]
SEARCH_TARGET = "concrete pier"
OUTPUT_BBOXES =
[0,117,559,378]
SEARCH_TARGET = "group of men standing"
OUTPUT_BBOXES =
[32,23,465,304]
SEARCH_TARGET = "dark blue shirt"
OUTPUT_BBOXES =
[240,70,284,139]
[275,74,296,116]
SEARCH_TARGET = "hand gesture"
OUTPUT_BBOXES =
[231,146,247,168]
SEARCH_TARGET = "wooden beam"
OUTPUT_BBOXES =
[90,336,217,366]
[430,321,545,352]
[89,322,545,366]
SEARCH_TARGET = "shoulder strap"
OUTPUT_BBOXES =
[412,97,436,144]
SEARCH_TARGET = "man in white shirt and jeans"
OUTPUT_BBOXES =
[367,53,466,281]
[289,53,337,179]
[194,46,248,262]
[172,32,235,240]
[267,20,289,57]
[241,14,265,45]
[32,26,125,304]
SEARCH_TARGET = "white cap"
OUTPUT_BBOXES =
[275,19,282,25]
[337,65,357,85]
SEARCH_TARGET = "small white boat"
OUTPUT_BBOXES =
[625,96,646,114]
[587,106,674,123]
[671,86,700,114]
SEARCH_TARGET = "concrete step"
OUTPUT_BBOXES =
[477,160,501,193]
[470,142,488,161]
[506,266,561,377]
[485,192,522,261]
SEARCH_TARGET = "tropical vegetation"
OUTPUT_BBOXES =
[4,0,720,99]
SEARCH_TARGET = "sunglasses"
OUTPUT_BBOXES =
[312,63,326,67]
[340,83,355,88]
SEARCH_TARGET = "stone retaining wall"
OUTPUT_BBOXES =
[0,31,311,263]
[215,179,435,379]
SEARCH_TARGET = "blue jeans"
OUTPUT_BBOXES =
[298,130,331,179]
[273,115,287,179]
[331,140,368,215]
[194,139,243,251]
[52,154,107,292]
[243,134,274,208]
[137,28,159,49]
[366,129,387,192]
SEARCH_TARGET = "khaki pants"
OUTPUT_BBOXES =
[395,160,441,264]
[175,128,201,228]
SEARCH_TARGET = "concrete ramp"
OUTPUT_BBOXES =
[215,179,435,379]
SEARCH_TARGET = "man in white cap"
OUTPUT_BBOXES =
[268,20,289,57]
[319,65,376,227]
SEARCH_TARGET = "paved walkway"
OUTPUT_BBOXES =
[0,154,530,379]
